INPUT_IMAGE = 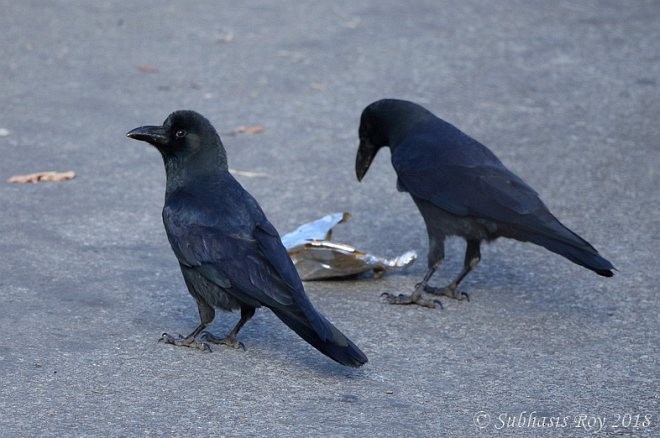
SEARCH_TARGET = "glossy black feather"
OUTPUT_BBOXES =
[132,110,367,367]
[359,99,614,277]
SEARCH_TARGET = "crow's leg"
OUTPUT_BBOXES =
[425,239,480,301]
[382,233,445,309]
[382,262,443,309]
[159,299,215,352]
[201,306,255,350]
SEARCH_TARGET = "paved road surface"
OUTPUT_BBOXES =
[1,1,658,436]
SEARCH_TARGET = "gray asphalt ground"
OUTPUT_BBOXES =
[1,1,658,436]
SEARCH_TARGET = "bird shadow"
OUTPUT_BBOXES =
[149,302,369,378]
[241,312,370,378]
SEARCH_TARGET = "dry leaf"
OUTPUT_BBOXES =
[276,50,306,62]
[342,18,361,28]
[137,64,159,74]
[7,171,76,184]
[331,7,361,29]
[229,168,268,177]
[310,82,326,91]
[227,125,265,136]
[242,125,265,134]
[215,30,235,43]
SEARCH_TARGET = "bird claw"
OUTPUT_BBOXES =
[158,332,212,352]
[380,292,442,309]
[158,332,183,344]
[199,331,246,351]
[424,285,470,302]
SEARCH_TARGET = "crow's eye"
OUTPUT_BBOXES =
[175,130,187,139]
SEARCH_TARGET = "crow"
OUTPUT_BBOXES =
[355,99,614,308]
[127,110,367,367]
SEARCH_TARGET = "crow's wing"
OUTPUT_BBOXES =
[392,123,595,249]
[253,221,333,339]
[163,206,329,337]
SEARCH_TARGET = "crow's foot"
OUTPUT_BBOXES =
[380,292,443,309]
[158,332,211,352]
[422,285,470,302]
[200,331,245,350]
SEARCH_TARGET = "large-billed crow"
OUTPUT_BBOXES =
[127,110,367,367]
[356,99,614,308]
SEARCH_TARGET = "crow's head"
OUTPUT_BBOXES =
[356,99,437,182]
[356,102,389,182]
[127,110,222,157]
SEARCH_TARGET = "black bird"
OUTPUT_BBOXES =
[127,110,367,367]
[356,99,614,308]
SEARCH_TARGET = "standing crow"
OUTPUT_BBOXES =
[127,110,367,367]
[356,99,614,308]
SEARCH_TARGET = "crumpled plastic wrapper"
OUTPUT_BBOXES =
[282,212,417,280]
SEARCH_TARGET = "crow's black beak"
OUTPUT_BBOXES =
[355,140,377,182]
[126,125,168,146]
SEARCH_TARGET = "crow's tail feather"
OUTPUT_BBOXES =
[270,308,368,367]
[524,231,614,277]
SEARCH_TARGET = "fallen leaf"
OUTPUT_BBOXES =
[342,18,361,28]
[276,50,306,62]
[215,30,235,43]
[137,64,159,74]
[331,7,361,29]
[7,171,76,184]
[310,82,326,91]
[229,168,268,177]
[225,125,265,136]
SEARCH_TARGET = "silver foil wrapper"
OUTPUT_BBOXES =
[282,212,417,280]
